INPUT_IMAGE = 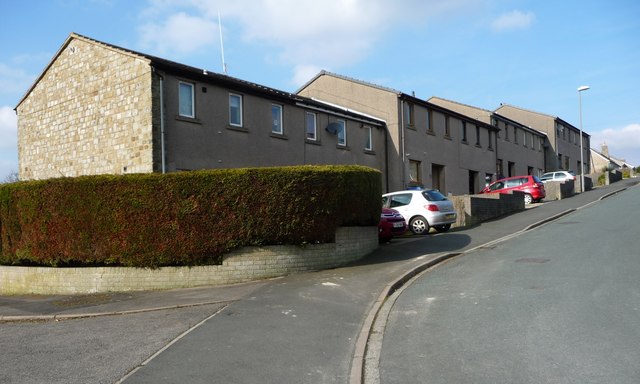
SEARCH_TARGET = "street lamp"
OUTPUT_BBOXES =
[577,85,590,192]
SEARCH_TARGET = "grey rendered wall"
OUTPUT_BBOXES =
[159,74,386,176]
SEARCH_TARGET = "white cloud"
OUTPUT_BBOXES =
[138,12,218,56]
[491,10,535,32]
[138,0,484,84]
[0,106,17,151]
[0,62,34,99]
[0,106,19,179]
[292,64,324,88]
[590,123,640,165]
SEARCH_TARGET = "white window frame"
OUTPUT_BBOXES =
[178,81,195,118]
[337,119,346,146]
[229,93,243,127]
[305,112,317,141]
[271,104,283,134]
[364,126,373,151]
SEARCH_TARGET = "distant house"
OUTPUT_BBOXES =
[495,104,591,176]
[15,33,387,182]
[591,143,635,175]
[429,97,547,178]
[298,71,500,195]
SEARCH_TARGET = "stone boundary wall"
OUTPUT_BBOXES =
[451,192,525,228]
[0,227,377,295]
[544,180,575,201]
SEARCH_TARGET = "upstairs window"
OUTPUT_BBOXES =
[475,126,481,146]
[337,120,347,146]
[404,102,414,128]
[305,112,317,140]
[444,116,451,137]
[179,82,194,118]
[229,93,243,127]
[271,104,283,134]
[427,110,434,133]
[461,121,468,142]
[364,126,373,151]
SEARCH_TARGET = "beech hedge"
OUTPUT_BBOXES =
[0,165,381,268]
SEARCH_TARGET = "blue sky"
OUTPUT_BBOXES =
[2,0,639,180]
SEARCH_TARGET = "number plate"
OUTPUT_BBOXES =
[445,214,456,220]
[393,222,405,228]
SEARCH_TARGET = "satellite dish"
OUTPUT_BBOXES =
[326,122,341,135]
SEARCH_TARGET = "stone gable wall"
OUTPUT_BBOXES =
[17,37,155,180]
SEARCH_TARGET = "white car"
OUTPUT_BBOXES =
[382,189,457,235]
[540,171,576,183]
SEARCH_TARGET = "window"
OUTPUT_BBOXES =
[505,124,510,141]
[388,194,412,208]
[364,126,373,151]
[475,126,481,146]
[305,112,317,140]
[271,104,283,134]
[488,130,493,149]
[409,160,422,185]
[523,130,527,147]
[514,127,518,144]
[427,110,434,133]
[229,93,243,127]
[337,120,346,146]
[179,82,194,118]
[461,121,468,142]
[404,102,414,128]
[444,116,451,137]
[538,137,543,151]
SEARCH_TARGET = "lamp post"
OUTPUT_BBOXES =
[577,85,590,192]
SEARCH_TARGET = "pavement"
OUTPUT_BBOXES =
[1,178,638,383]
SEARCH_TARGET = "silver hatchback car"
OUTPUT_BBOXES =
[382,189,457,235]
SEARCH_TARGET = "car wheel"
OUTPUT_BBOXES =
[409,216,430,235]
[434,224,451,233]
[524,193,533,204]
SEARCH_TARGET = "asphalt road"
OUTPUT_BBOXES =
[379,185,640,383]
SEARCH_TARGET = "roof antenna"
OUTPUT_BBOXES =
[218,12,228,75]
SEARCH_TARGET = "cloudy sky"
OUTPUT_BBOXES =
[1,0,639,180]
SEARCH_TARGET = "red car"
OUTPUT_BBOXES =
[480,175,545,204]
[378,208,407,242]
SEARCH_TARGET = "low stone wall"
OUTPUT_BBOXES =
[0,227,377,295]
[451,192,525,228]
[543,180,575,201]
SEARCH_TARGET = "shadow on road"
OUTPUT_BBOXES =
[355,232,471,267]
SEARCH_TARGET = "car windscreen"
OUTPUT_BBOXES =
[422,190,447,201]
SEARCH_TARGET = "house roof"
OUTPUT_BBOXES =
[496,103,589,137]
[298,71,498,131]
[590,147,634,168]
[297,70,402,96]
[429,96,547,137]
[16,33,385,127]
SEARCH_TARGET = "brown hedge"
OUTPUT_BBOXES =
[0,165,381,268]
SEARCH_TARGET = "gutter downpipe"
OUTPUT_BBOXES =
[159,73,166,174]
[384,123,390,192]
[400,98,406,189]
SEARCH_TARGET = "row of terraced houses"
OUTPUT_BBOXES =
[16,33,593,195]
